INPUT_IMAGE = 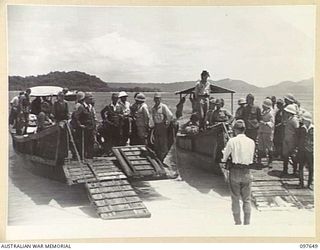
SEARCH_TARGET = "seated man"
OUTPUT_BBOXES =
[211,98,234,125]
[180,113,200,135]
[37,101,54,132]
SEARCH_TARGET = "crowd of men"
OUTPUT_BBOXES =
[187,70,313,190]
[9,89,174,163]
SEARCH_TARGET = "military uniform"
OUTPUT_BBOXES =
[194,80,210,127]
[118,100,131,146]
[100,102,123,150]
[151,103,173,161]
[243,104,261,141]
[72,102,96,159]
[257,109,274,156]
[130,102,150,145]
[53,100,69,122]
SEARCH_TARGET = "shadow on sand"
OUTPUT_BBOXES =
[172,144,229,196]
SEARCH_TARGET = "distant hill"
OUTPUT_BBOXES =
[9,71,160,92]
[9,71,313,96]
[261,78,314,96]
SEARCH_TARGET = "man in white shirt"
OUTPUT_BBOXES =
[150,93,173,161]
[194,70,211,129]
[222,119,255,225]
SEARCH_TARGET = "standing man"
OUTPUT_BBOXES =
[150,93,174,161]
[18,88,31,134]
[130,93,150,145]
[9,91,24,128]
[257,98,274,166]
[100,93,123,153]
[71,91,95,160]
[243,94,261,141]
[282,104,299,175]
[235,98,246,120]
[52,91,69,122]
[194,70,211,129]
[273,99,285,159]
[118,91,131,145]
[222,120,255,225]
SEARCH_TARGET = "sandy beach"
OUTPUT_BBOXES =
[7,137,315,241]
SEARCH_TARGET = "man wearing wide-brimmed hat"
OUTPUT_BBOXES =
[273,99,285,159]
[282,103,299,175]
[118,91,131,145]
[297,111,314,189]
[257,98,275,167]
[150,92,173,161]
[52,91,69,122]
[222,119,255,225]
[194,70,211,128]
[235,98,246,120]
[243,93,261,141]
[130,93,150,145]
[100,93,123,152]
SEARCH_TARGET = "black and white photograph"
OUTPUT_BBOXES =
[5,3,316,241]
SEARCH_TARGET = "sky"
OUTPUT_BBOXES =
[7,5,316,87]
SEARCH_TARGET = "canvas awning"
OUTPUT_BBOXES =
[175,84,235,95]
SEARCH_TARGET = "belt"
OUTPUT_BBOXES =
[231,163,250,169]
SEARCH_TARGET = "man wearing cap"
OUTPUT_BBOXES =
[194,70,211,128]
[257,99,274,166]
[101,93,123,152]
[282,93,296,125]
[273,99,285,159]
[222,119,255,225]
[211,98,233,125]
[118,91,131,145]
[150,93,173,161]
[235,98,246,120]
[297,111,314,189]
[130,93,150,145]
[52,91,69,122]
[71,91,95,160]
[282,104,299,175]
[243,94,261,141]
[204,97,216,128]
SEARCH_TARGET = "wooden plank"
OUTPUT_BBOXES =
[251,186,285,191]
[130,160,150,165]
[252,181,282,187]
[132,165,154,171]
[252,191,289,197]
[112,148,134,176]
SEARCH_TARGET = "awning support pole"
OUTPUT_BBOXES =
[231,93,234,115]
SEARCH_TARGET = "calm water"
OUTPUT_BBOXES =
[9,90,314,119]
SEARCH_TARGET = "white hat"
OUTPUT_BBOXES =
[118,91,128,98]
[284,104,297,115]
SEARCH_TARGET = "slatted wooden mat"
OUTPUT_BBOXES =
[63,158,151,220]
[86,179,151,220]
[112,145,167,180]
[251,161,314,211]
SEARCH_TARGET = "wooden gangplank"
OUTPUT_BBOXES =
[62,157,151,220]
[250,160,314,211]
[112,145,168,180]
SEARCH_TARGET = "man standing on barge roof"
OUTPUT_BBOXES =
[194,70,211,129]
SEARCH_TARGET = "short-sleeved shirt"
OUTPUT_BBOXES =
[131,103,150,127]
[195,81,211,102]
[211,108,233,123]
[151,103,173,125]
[118,100,131,116]
[284,115,299,140]
[243,104,261,130]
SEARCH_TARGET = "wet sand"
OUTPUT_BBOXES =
[7,140,315,240]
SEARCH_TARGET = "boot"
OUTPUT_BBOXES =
[267,153,273,168]
[244,213,250,225]
[281,159,288,176]
[233,213,241,225]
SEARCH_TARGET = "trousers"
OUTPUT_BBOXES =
[228,167,252,215]
[154,122,169,161]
